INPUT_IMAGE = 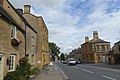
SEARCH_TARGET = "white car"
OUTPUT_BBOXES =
[68,58,76,65]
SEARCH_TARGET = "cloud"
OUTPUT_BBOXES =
[9,0,65,9]
[9,0,120,54]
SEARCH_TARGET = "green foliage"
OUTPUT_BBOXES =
[60,53,65,60]
[17,58,32,79]
[49,42,60,57]
[4,69,27,80]
[30,67,39,75]
[4,58,38,80]
[4,71,19,80]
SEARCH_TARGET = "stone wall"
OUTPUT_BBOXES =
[0,18,25,76]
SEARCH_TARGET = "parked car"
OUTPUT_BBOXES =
[63,60,68,64]
[75,59,81,64]
[68,58,76,65]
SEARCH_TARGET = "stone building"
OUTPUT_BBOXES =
[0,0,25,79]
[0,0,50,79]
[109,41,120,64]
[81,31,110,63]
[0,0,37,79]
[23,5,50,68]
[68,48,82,61]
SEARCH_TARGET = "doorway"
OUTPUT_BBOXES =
[102,55,106,63]
[0,54,4,80]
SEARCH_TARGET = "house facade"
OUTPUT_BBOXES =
[109,41,120,64]
[81,31,110,63]
[0,0,47,79]
[23,5,50,68]
[1,0,50,79]
[0,0,26,80]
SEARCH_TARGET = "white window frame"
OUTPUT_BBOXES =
[11,26,17,38]
[0,54,4,80]
[8,55,16,72]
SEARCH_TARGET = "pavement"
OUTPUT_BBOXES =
[30,63,67,80]
[30,63,120,80]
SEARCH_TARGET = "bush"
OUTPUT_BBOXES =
[4,71,19,80]
[30,67,39,75]
[4,58,36,80]
[17,58,32,79]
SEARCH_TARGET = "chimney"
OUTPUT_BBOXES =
[24,5,31,14]
[16,9,23,15]
[93,31,99,40]
[85,36,89,42]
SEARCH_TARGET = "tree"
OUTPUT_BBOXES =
[49,42,60,60]
[60,53,65,61]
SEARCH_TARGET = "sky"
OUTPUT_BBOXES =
[9,0,120,54]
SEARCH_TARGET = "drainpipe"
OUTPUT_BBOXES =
[25,23,27,57]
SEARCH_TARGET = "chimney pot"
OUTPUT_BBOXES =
[85,36,89,42]
[93,31,99,40]
[24,5,31,14]
[16,9,23,15]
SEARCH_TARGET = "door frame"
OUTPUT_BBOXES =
[102,55,106,63]
[0,54,4,80]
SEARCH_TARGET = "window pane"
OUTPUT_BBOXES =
[102,45,105,51]
[11,26,16,38]
[97,45,99,51]
[8,55,15,71]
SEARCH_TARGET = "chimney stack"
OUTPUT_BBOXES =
[93,31,99,40]
[16,9,23,15]
[85,36,89,42]
[24,5,31,14]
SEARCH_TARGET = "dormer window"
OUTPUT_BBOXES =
[11,26,16,38]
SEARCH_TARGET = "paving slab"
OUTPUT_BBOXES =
[31,63,64,80]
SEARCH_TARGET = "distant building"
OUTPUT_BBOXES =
[69,48,82,60]
[109,41,120,64]
[81,31,110,63]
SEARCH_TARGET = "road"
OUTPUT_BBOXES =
[57,63,120,80]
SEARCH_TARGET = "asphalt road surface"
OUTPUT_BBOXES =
[57,63,120,80]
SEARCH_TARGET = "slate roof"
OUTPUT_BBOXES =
[115,41,120,45]
[0,5,25,34]
[81,38,110,46]
[7,0,37,33]
[89,39,110,43]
